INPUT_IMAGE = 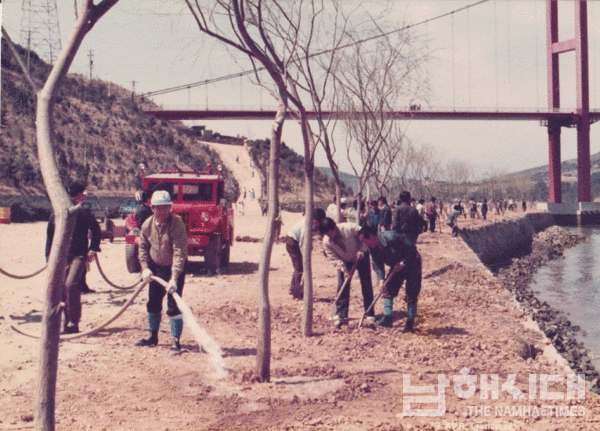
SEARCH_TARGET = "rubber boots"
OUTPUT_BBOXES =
[376,298,394,328]
[136,313,161,346]
[169,316,183,355]
[136,330,158,346]
[403,302,417,333]
[170,338,181,356]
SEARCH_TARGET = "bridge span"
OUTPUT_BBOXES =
[143,107,600,126]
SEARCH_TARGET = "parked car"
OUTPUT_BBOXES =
[118,198,139,219]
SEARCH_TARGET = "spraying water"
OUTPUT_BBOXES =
[172,292,229,378]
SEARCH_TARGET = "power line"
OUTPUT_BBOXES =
[136,0,491,100]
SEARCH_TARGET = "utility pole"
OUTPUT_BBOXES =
[88,50,94,81]
[132,81,136,100]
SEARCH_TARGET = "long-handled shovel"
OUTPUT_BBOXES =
[358,261,405,328]
[331,259,359,320]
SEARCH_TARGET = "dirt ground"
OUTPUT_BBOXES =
[1,144,600,430]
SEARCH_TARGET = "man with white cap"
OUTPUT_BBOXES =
[136,190,188,355]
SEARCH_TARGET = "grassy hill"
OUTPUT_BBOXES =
[1,37,238,202]
[246,139,351,211]
[0,38,345,219]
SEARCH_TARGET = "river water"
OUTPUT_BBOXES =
[531,226,600,370]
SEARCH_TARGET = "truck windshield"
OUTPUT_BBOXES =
[182,183,213,202]
[149,182,177,202]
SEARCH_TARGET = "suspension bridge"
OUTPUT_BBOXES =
[138,0,599,207]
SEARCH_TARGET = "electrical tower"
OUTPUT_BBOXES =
[19,0,62,67]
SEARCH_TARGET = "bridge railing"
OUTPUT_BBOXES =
[144,104,599,115]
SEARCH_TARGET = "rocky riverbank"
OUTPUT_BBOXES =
[494,225,600,394]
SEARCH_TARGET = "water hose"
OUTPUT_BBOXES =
[150,276,228,377]
[94,256,141,290]
[1,279,147,340]
[0,265,46,279]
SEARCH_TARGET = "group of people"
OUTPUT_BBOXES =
[46,184,188,355]
[326,194,445,235]
[48,179,517,352]
[286,190,424,332]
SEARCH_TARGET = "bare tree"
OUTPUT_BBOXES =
[183,0,320,381]
[34,2,119,429]
[443,160,475,201]
[332,25,430,205]
[277,0,356,333]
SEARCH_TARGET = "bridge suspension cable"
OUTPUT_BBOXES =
[135,0,491,100]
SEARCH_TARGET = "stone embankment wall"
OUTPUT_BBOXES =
[460,214,600,393]
[459,212,555,266]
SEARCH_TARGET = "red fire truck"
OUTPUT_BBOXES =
[125,165,234,272]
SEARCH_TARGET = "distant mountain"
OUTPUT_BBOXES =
[502,151,600,182]
[315,166,361,194]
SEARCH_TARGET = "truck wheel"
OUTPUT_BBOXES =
[205,235,222,271]
[220,242,230,268]
[125,244,141,273]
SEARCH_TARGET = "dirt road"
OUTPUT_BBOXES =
[1,146,599,430]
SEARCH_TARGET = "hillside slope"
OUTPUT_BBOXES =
[0,37,238,203]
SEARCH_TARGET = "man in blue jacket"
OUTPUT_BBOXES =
[358,224,422,332]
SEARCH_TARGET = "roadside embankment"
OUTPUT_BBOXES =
[459,215,600,394]
[458,212,554,266]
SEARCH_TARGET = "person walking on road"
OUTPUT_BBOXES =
[136,190,188,355]
[425,197,438,233]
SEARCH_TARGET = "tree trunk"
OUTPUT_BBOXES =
[34,2,119,429]
[255,100,286,382]
[300,117,315,337]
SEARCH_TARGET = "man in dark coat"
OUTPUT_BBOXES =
[134,189,153,229]
[377,197,392,231]
[358,225,422,332]
[45,182,101,334]
[392,190,422,245]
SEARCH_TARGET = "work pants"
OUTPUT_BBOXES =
[335,255,374,319]
[382,253,422,306]
[427,214,437,232]
[63,255,86,324]
[285,236,303,299]
[146,259,186,317]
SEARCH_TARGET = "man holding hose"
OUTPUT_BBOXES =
[136,190,188,355]
[319,218,375,328]
[358,224,422,332]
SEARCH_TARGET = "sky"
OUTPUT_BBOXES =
[2,0,600,179]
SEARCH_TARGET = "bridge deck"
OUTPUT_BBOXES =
[144,109,600,125]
